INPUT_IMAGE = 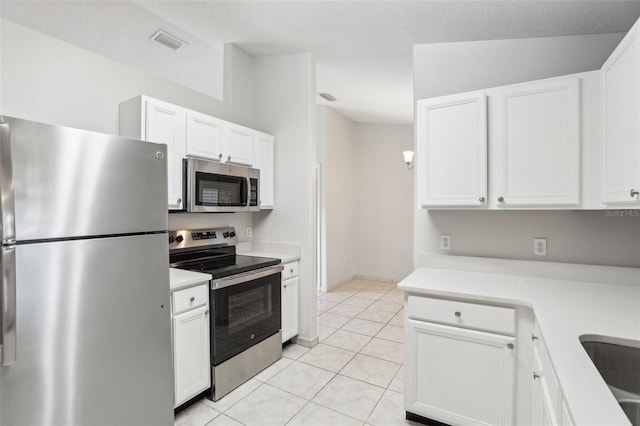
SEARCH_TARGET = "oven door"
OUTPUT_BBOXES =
[210,265,283,365]
[186,158,250,213]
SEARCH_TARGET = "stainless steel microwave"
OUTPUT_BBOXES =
[185,158,259,213]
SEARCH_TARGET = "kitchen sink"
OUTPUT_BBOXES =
[581,335,640,426]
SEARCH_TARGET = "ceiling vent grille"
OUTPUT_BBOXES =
[151,30,186,51]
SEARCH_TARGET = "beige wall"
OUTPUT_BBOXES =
[318,106,358,289]
[413,33,640,268]
[318,107,414,288]
[354,123,413,280]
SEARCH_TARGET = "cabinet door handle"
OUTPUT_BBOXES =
[507,343,515,350]
[497,196,505,203]
[205,310,209,316]
[290,269,294,274]
[479,196,485,203]
[631,189,639,198]
[177,198,182,204]
[227,155,231,162]
[190,297,195,303]
[283,284,287,289]
[531,333,539,341]
[454,311,461,318]
[218,153,223,160]
[533,372,541,380]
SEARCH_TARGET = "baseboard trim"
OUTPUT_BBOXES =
[292,335,319,348]
[354,275,397,284]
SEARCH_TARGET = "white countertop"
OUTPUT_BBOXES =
[169,268,212,292]
[398,266,640,426]
[241,251,300,264]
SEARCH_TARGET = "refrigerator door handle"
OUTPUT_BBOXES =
[0,121,16,244]
[1,245,16,365]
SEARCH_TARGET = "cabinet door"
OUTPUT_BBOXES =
[225,123,254,166]
[405,320,516,426]
[281,276,299,343]
[173,305,210,407]
[416,92,487,207]
[494,78,580,207]
[146,98,186,210]
[186,110,225,161]
[254,132,275,209]
[532,353,559,426]
[603,30,640,205]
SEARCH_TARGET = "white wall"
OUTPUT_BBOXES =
[252,52,318,345]
[317,107,414,287]
[318,106,358,289]
[0,19,255,235]
[413,33,640,268]
[355,123,413,280]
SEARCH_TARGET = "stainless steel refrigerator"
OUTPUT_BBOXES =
[0,116,174,425]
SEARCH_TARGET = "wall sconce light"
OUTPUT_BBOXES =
[403,150,414,169]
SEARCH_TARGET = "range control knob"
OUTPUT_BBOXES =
[175,235,184,243]
[168,235,175,244]
[223,232,230,238]
[229,231,236,238]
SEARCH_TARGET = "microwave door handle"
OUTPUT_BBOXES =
[242,177,249,206]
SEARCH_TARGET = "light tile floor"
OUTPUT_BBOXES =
[174,278,420,426]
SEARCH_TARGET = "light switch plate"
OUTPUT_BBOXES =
[534,238,547,256]
[246,227,253,238]
[440,234,451,250]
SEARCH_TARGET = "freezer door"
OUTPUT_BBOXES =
[0,116,168,241]
[0,233,173,426]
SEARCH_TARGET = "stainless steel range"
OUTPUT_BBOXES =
[169,227,283,401]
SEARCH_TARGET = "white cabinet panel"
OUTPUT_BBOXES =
[173,305,210,407]
[281,276,299,343]
[494,78,580,207]
[405,319,516,426]
[254,132,275,209]
[603,28,640,206]
[186,110,224,161]
[225,123,254,166]
[417,92,487,207]
[145,98,186,210]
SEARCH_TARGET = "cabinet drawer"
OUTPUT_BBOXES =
[282,262,298,280]
[173,284,209,315]
[407,296,515,335]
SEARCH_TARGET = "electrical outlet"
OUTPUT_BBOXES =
[246,227,252,238]
[440,234,451,251]
[534,238,547,256]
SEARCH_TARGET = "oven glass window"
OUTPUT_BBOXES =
[196,172,246,206]
[228,285,272,331]
[212,272,281,365]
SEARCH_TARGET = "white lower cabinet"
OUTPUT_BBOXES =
[172,284,210,408]
[531,325,574,426]
[281,261,299,343]
[405,296,517,426]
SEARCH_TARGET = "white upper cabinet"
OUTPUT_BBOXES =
[145,98,187,210]
[602,23,640,206]
[225,123,254,166]
[254,132,275,209]
[492,78,580,207]
[119,95,186,210]
[185,110,225,162]
[417,91,487,207]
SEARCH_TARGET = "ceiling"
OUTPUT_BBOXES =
[3,0,640,125]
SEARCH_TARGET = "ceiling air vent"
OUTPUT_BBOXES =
[151,30,186,51]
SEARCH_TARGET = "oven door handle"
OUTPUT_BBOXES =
[211,264,284,290]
